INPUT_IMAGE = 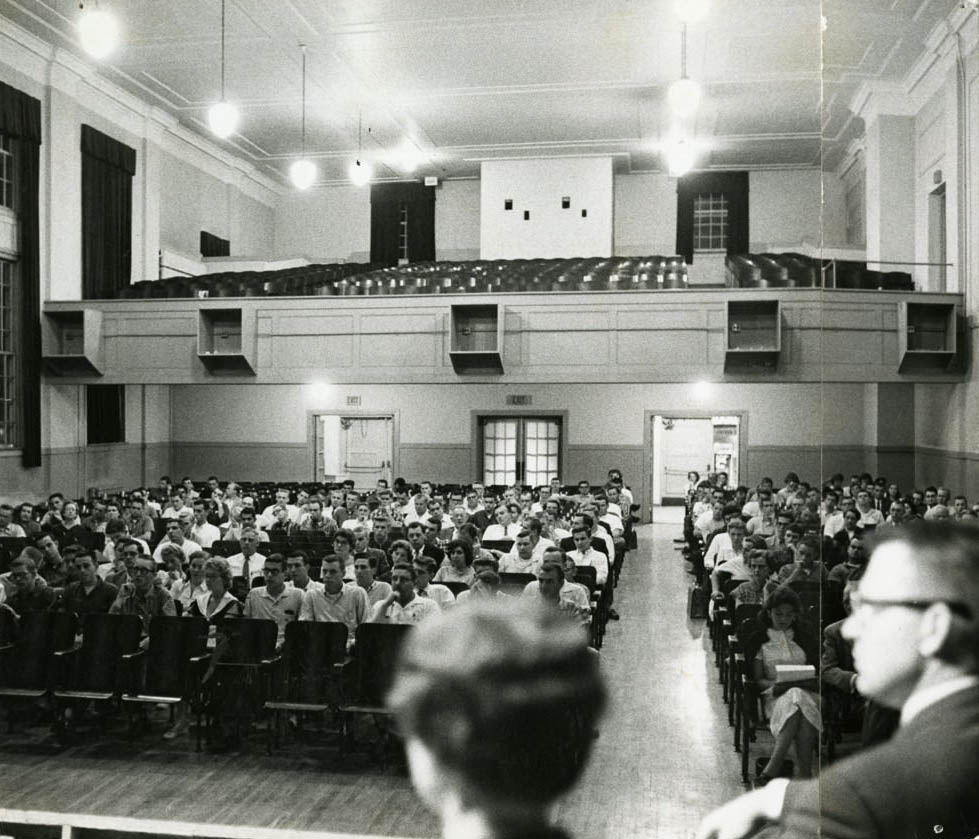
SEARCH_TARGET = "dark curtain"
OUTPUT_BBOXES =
[81,125,136,299]
[370,182,435,265]
[200,231,230,257]
[675,171,749,264]
[86,384,125,444]
[0,81,42,468]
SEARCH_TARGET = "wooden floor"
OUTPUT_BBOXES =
[0,513,745,839]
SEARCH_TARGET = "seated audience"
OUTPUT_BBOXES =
[188,556,243,625]
[109,556,177,636]
[566,524,609,586]
[731,552,771,607]
[285,550,322,593]
[414,556,456,608]
[481,504,521,541]
[152,519,202,564]
[0,503,27,538]
[59,550,118,615]
[369,563,441,624]
[353,553,392,608]
[750,586,821,783]
[189,500,221,549]
[243,553,302,649]
[433,539,476,585]
[171,551,208,612]
[299,554,369,641]
[5,551,58,615]
[522,559,590,621]
[225,528,267,583]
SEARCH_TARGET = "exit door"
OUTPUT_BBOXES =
[314,415,393,488]
[651,414,741,505]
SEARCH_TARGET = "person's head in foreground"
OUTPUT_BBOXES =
[696,521,979,839]
[388,599,606,838]
[841,521,979,709]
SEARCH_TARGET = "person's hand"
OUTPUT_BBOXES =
[695,787,784,839]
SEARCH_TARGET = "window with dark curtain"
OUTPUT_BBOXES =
[370,182,435,265]
[81,125,136,299]
[200,230,230,257]
[675,171,749,264]
[87,384,125,445]
[0,81,41,467]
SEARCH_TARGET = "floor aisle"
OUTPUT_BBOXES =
[0,511,745,839]
[554,510,747,838]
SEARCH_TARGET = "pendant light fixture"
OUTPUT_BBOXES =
[348,112,373,186]
[77,1,120,59]
[289,45,317,190]
[207,0,240,139]
[667,23,701,119]
[673,0,709,24]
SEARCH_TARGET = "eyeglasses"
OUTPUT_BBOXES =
[132,567,156,576]
[850,591,973,619]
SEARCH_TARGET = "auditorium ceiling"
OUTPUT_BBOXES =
[0,0,961,185]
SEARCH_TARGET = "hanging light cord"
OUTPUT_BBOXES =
[680,22,688,80]
[220,0,227,100]
[300,45,307,156]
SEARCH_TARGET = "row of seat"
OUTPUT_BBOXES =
[118,263,375,300]
[0,610,407,755]
[681,498,855,784]
[109,257,692,300]
[725,253,914,291]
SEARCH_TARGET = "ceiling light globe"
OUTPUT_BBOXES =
[673,0,710,23]
[289,159,317,190]
[78,8,120,59]
[349,158,373,186]
[666,140,696,177]
[208,101,239,139]
[668,77,702,118]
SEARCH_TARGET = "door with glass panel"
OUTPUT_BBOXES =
[480,416,561,486]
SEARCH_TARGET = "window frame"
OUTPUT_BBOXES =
[692,191,729,253]
[0,259,18,449]
[473,411,567,487]
[0,133,14,211]
[86,384,126,446]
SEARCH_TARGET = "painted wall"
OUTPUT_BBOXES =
[273,185,371,263]
[749,169,824,251]
[612,172,677,255]
[914,83,950,292]
[480,158,614,259]
[158,150,275,261]
[0,384,171,503]
[434,179,481,261]
[267,167,829,265]
[168,380,875,509]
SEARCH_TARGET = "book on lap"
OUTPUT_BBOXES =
[775,664,815,683]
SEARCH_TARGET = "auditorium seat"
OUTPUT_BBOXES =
[121,615,209,738]
[264,621,348,753]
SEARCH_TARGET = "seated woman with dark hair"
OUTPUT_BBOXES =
[747,585,821,784]
[388,599,606,839]
[433,538,475,585]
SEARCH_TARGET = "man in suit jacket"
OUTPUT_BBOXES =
[698,522,979,839]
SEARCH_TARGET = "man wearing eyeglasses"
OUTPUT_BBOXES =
[109,556,176,638]
[697,522,979,839]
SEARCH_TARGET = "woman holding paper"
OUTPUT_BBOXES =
[750,585,821,784]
